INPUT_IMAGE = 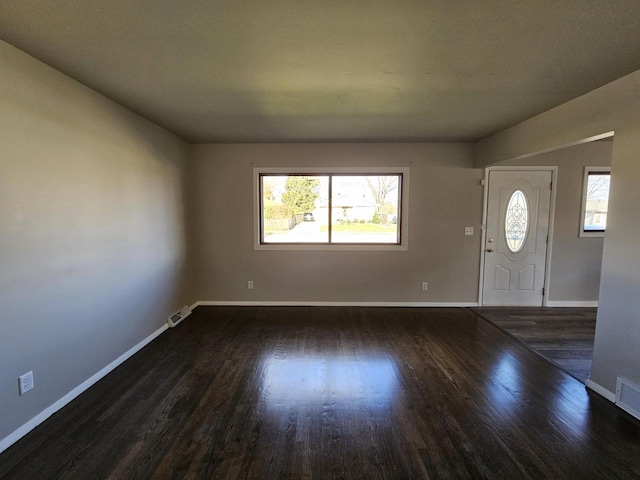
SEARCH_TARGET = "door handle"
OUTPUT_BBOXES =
[486,248,494,253]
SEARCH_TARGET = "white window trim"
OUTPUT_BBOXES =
[579,166,610,238]
[253,166,409,251]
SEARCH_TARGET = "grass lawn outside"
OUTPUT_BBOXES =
[320,223,396,233]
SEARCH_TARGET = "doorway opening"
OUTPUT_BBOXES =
[476,137,613,384]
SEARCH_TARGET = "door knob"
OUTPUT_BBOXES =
[486,248,494,253]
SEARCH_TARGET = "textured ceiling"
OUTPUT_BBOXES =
[2,1,640,143]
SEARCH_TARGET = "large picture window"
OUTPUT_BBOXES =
[580,166,610,237]
[254,168,408,250]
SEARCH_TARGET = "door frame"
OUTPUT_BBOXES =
[478,166,558,306]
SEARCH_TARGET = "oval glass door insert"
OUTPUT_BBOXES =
[505,190,529,253]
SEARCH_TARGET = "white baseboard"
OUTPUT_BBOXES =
[192,300,478,307]
[545,301,598,307]
[0,323,169,455]
[586,379,616,402]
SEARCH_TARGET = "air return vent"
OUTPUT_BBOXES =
[168,306,191,328]
[616,377,640,420]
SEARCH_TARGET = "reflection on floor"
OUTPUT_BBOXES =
[2,306,636,480]
[471,306,596,383]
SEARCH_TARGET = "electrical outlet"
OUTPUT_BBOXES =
[19,371,34,396]
[422,282,428,291]
[248,280,254,290]
[465,227,474,236]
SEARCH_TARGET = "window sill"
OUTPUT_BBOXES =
[579,231,605,238]
[254,243,408,251]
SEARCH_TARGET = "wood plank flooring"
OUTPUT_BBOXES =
[1,306,638,479]
[470,307,596,383]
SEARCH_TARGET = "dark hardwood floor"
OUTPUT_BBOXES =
[471,307,596,383]
[1,306,638,479]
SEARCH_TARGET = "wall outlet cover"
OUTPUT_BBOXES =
[19,371,34,396]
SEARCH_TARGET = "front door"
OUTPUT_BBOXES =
[482,169,552,306]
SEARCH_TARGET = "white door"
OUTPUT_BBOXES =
[482,169,552,306]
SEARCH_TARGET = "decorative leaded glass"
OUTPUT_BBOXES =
[505,190,529,253]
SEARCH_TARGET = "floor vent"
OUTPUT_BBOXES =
[168,306,191,328]
[616,377,640,420]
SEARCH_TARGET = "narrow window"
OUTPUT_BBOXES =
[580,167,610,237]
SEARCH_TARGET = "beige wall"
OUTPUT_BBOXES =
[2,34,636,449]
[475,68,640,395]
[189,141,610,306]
[497,141,612,302]
[188,143,483,303]
[0,41,190,440]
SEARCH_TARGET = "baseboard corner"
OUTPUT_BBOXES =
[586,379,616,402]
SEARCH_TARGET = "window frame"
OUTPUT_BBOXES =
[579,166,611,238]
[253,166,409,251]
